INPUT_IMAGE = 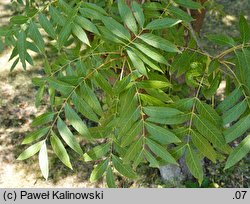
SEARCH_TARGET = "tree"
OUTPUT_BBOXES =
[1,0,250,187]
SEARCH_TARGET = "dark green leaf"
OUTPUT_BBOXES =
[225,135,250,169]
[139,33,180,53]
[90,159,109,182]
[31,112,55,127]
[65,104,91,138]
[57,117,83,155]
[145,138,177,164]
[145,17,181,30]
[112,155,137,179]
[50,132,72,169]
[22,127,50,144]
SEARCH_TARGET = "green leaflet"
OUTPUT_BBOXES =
[106,167,116,188]
[57,117,83,155]
[22,127,50,144]
[17,30,26,69]
[72,24,90,46]
[79,7,103,20]
[123,137,143,163]
[29,21,45,52]
[35,85,45,107]
[140,94,165,106]
[98,26,125,44]
[186,145,203,185]
[113,75,131,95]
[80,83,103,116]
[196,100,221,126]
[118,0,138,34]
[168,5,194,23]
[216,88,242,113]
[121,120,143,147]
[82,2,107,15]
[46,77,74,95]
[225,135,250,170]
[133,150,144,168]
[239,15,250,43]
[147,114,190,125]
[126,49,147,76]
[133,43,168,64]
[64,104,91,138]
[10,15,29,24]
[71,93,99,122]
[90,159,109,182]
[38,13,57,39]
[224,115,250,143]
[173,0,202,9]
[145,138,177,165]
[171,144,187,160]
[145,122,181,144]
[137,80,172,89]
[58,22,72,48]
[145,17,182,30]
[83,142,111,162]
[139,33,180,53]
[131,1,145,29]
[102,17,131,40]
[144,150,160,168]
[31,112,55,127]
[49,6,66,26]
[193,115,226,148]
[222,100,248,125]
[143,106,183,118]
[131,47,163,73]
[39,142,49,180]
[17,140,44,160]
[50,132,72,169]
[94,73,113,95]
[112,155,137,179]
[75,15,100,35]
[191,130,217,163]
[207,34,236,46]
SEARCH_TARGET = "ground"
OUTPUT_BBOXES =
[0,0,249,188]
